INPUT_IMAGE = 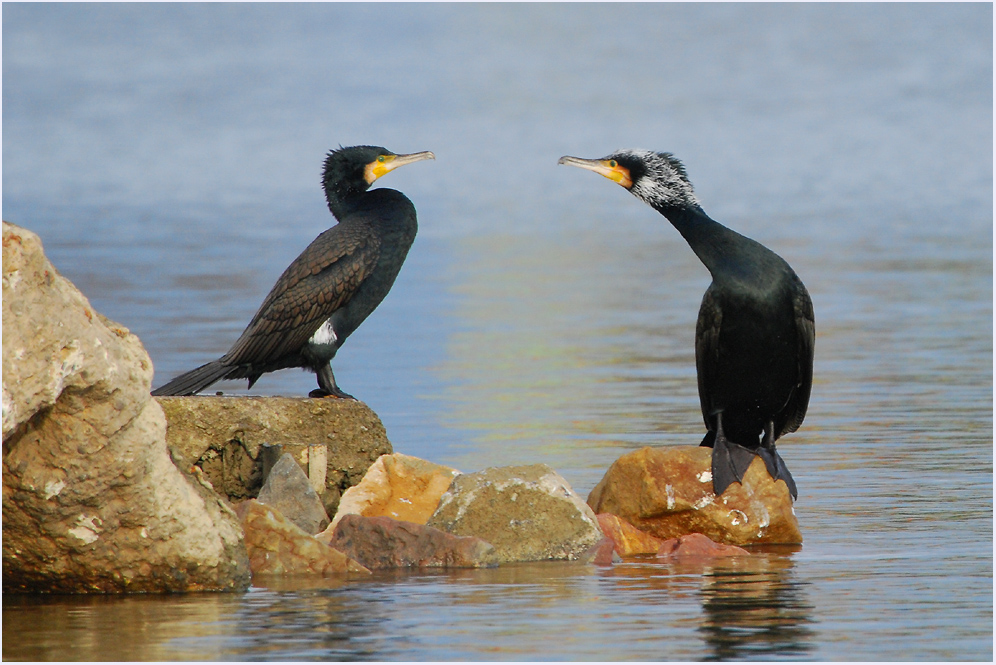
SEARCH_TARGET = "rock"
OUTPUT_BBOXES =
[596,513,667,557]
[328,514,498,569]
[656,532,750,559]
[323,453,460,537]
[234,500,370,576]
[587,446,801,546]
[156,395,392,516]
[2,221,250,593]
[577,537,621,566]
[427,464,604,563]
[257,453,330,535]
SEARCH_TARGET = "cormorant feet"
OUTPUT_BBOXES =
[308,387,356,400]
[710,436,756,497]
[757,446,798,500]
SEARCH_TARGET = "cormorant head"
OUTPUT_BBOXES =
[558,149,699,210]
[322,145,435,214]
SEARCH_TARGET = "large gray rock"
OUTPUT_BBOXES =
[2,221,250,593]
[156,395,392,517]
[427,464,604,563]
[257,453,330,535]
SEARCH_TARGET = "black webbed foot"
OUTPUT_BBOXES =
[313,364,355,399]
[308,387,356,400]
[708,414,756,496]
[761,423,798,500]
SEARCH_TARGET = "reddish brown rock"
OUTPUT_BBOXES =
[328,514,497,569]
[587,446,801,545]
[597,513,667,556]
[322,453,460,540]
[656,532,750,559]
[235,500,369,576]
[578,536,620,566]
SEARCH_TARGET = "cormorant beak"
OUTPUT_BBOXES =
[365,151,436,184]
[558,155,633,189]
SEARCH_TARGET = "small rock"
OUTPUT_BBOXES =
[257,453,330,535]
[427,464,603,563]
[329,514,498,569]
[596,513,666,556]
[322,453,460,539]
[656,532,750,559]
[235,500,369,576]
[587,446,801,545]
[578,537,620,566]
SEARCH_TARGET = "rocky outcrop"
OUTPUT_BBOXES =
[427,464,604,563]
[323,453,459,534]
[656,532,750,559]
[2,221,250,593]
[597,513,667,557]
[235,500,369,576]
[587,446,802,545]
[156,395,392,517]
[257,453,330,535]
[328,514,498,569]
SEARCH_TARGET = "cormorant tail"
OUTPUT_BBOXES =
[151,360,234,396]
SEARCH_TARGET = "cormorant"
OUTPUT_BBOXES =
[559,150,814,500]
[152,145,435,398]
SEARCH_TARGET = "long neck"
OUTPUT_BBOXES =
[655,203,757,279]
[325,181,369,221]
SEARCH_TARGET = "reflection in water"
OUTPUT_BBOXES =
[694,553,815,660]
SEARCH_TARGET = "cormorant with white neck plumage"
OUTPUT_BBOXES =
[559,150,813,500]
[152,145,435,398]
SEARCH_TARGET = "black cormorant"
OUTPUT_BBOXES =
[559,150,814,500]
[152,145,435,398]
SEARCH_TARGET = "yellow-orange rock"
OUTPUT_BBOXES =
[319,453,460,542]
[587,446,801,545]
[596,513,667,556]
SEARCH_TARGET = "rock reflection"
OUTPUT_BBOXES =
[693,549,815,660]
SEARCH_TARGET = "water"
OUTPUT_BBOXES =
[2,3,992,661]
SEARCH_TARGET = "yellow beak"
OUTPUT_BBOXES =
[558,155,633,189]
[365,150,436,184]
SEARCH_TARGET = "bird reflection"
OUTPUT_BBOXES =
[695,553,815,660]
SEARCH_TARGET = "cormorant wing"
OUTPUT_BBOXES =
[222,222,382,365]
[777,276,815,437]
[694,283,723,430]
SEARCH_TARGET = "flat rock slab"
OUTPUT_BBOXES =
[2,222,250,593]
[156,395,392,516]
[235,500,369,577]
[329,514,498,569]
[325,453,460,534]
[258,453,330,535]
[427,464,604,563]
[587,446,801,545]
[656,532,750,559]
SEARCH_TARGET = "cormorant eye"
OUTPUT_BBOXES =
[608,160,618,168]
[378,155,387,163]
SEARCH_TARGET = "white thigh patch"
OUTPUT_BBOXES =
[309,319,338,346]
